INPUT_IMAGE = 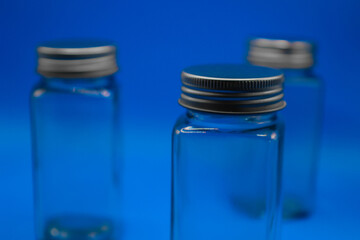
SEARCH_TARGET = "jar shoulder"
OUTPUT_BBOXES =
[285,75,323,87]
[31,79,118,101]
[173,113,283,141]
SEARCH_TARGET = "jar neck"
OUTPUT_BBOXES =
[282,68,314,78]
[40,75,115,90]
[186,110,278,127]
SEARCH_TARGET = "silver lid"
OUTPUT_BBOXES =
[37,40,118,78]
[179,64,286,114]
[247,38,314,69]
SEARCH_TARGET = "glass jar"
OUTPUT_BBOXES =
[172,64,285,240]
[31,41,120,240]
[247,38,323,218]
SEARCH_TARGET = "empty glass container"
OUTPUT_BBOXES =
[31,41,120,240]
[172,64,286,240]
[248,38,323,218]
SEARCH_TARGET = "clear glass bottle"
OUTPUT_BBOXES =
[247,38,323,218]
[31,41,120,240]
[172,64,286,240]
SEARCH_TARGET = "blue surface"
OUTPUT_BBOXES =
[1,0,360,239]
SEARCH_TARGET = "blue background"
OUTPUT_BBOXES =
[1,0,360,239]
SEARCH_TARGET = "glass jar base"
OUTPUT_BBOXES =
[283,198,312,219]
[43,215,113,240]
[231,196,266,218]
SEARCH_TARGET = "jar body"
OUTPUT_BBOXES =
[281,69,323,218]
[172,110,283,240]
[30,76,119,240]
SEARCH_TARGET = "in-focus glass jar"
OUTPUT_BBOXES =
[31,40,120,240]
[248,38,323,218]
[172,64,286,240]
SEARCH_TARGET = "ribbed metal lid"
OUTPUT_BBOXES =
[179,64,286,114]
[247,38,314,69]
[37,40,118,78]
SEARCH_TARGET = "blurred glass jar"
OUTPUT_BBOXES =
[172,64,285,240]
[31,41,120,240]
[247,38,323,218]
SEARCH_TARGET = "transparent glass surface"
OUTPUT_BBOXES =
[281,69,323,218]
[30,76,119,240]
[172,110,284,240]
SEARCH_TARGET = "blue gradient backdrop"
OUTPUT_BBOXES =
[0,0,359,239]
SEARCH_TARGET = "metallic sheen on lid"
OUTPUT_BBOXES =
[179,64,286,114]
[247,38,315,69]
[37,40,118,78]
